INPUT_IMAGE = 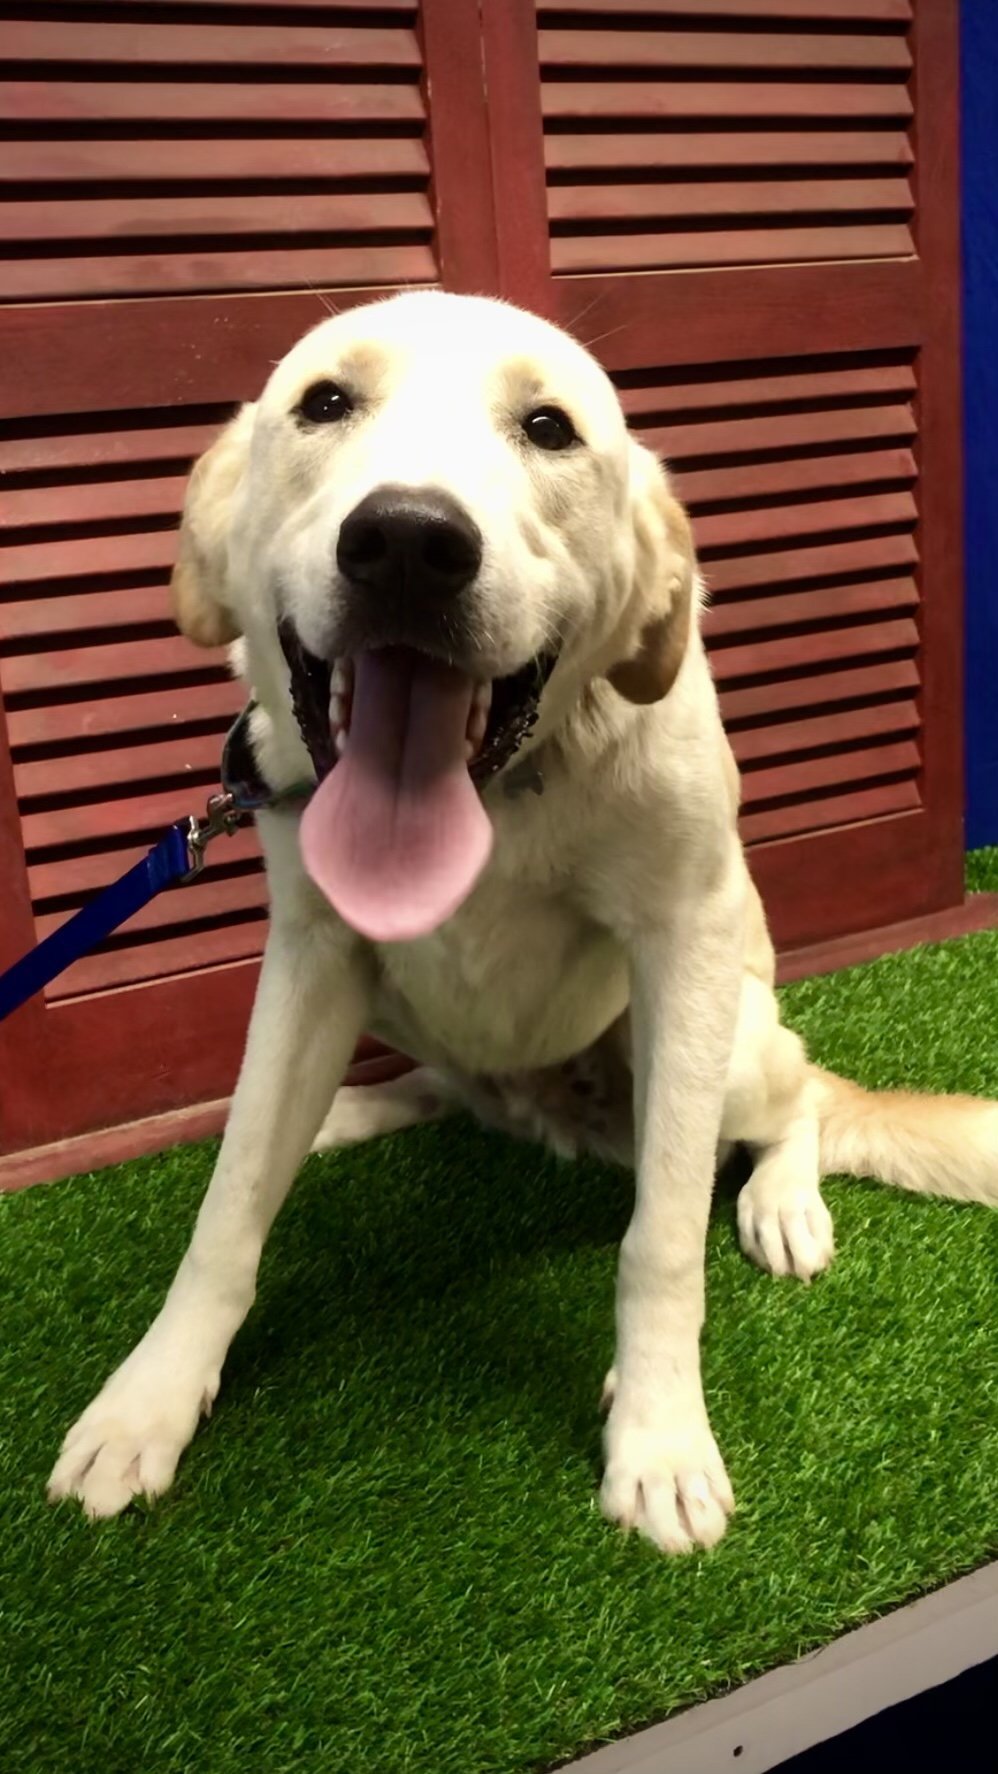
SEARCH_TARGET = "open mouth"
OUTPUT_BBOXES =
[278,622,555,790]
[278,622,556,943]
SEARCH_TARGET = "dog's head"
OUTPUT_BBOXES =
[172,291,695,940]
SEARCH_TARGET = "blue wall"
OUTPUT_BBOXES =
[962,0,998,844]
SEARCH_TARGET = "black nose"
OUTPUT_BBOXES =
[337,486,482,601]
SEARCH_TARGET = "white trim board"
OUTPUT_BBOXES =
[561,1561,998,1773]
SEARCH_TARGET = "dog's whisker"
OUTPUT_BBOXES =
[564,290,608,337]
[579,320,630,352]
[303,279,340,318]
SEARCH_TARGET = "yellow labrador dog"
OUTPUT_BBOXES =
[50,292,998,1549]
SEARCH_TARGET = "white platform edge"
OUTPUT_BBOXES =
[559,1560,998,1773]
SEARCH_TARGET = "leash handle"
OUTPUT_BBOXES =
[0,797,244,1026]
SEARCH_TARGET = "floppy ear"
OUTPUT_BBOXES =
[607,439,695,706]
[170,404,255,648]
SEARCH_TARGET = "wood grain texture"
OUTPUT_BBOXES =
[719,658,920,725]
[27,828,259,904]
[710,616,919,684]
[0,422,223,477]
[702,577,919,641]
[0,81,425,125]
[547,130,914,174]
[552,260,920,373]
[1,21,421,67]
[0,287,414,420]
[673,448,918,510]
[539,29,911,73]
[778,894,998,986]
[705,534,919,597]
[34,873,267,947]
[1,138,429,185]
[6,678,241,751]
[0,583,172,643]
[551,225,914,275]
[694,490,918,553]
[908,0,965,912]
[481,0,552,311]
[542,81,913,123]
[742,777,920,844]
[13,729,225,798]
[3,530,176,586]
[620,360,916,418]
[538,0,912,18]
[0,961,259,1155]
[730,700,920,766]
[549,179,914,225]
[644,403,917,463]
[0,1097,232,1193]
[0,681,67,1141]
[91,0,416,9]
[17,779,239,850]
[1,475,188,532]
[0,193,433,244]
[420,0,500,292]
[741,738,920,807]
[48,921,266,1000]
[0,682,42,978]
[3,634,213,696]
[1,471,187,525]
[1,244,437,303]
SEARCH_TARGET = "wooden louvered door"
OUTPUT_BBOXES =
[482,0,962,951]
[0,0,964,1172]
[0,0,500,1168]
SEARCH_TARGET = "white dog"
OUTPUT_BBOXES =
[49,292,998,1550]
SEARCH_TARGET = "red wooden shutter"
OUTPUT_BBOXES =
[483,0,961,950]
[0,0,461,1162]
[0,9,435,298]
[0,0,964,1169]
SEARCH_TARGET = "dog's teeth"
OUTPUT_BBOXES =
[334,728,349,757]
[466,683,491,758]
[329,692,346,729]
[464,739,475,762]
[331,659,351,696]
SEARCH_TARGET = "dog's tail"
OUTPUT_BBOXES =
[813,1067,998,1205]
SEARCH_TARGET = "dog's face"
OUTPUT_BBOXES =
[172,292,694,940]
[260,291,633,680]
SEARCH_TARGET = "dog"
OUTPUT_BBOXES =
[48,291,998,1550]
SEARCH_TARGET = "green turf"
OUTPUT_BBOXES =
[3,936,998,1774]
[966,843,998,892]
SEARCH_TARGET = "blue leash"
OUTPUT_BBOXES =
[0,793,246,1025]
[0,703,315,1025]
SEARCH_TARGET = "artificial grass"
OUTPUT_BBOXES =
[966,843,998,892]
[2,936,998,1774]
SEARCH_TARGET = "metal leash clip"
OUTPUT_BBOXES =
[182,791,245,881]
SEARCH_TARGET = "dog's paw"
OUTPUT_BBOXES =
[600,1393,734,1554]
[737,1175,835,1282]
[47,1340,218,1519]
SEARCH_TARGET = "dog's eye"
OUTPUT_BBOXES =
[298,381,353,425]
[523,405,577,452]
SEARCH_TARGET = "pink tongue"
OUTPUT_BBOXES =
[300,648,493,942]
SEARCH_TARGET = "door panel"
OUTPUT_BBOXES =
[0,0,963,1160]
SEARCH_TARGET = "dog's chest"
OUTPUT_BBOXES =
[374,875,628,1074]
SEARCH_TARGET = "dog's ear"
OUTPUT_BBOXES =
[170,404,255,648]
[607,439,695,706]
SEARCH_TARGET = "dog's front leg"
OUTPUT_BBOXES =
[602,882,742,1553]
[48,914,371,1518]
